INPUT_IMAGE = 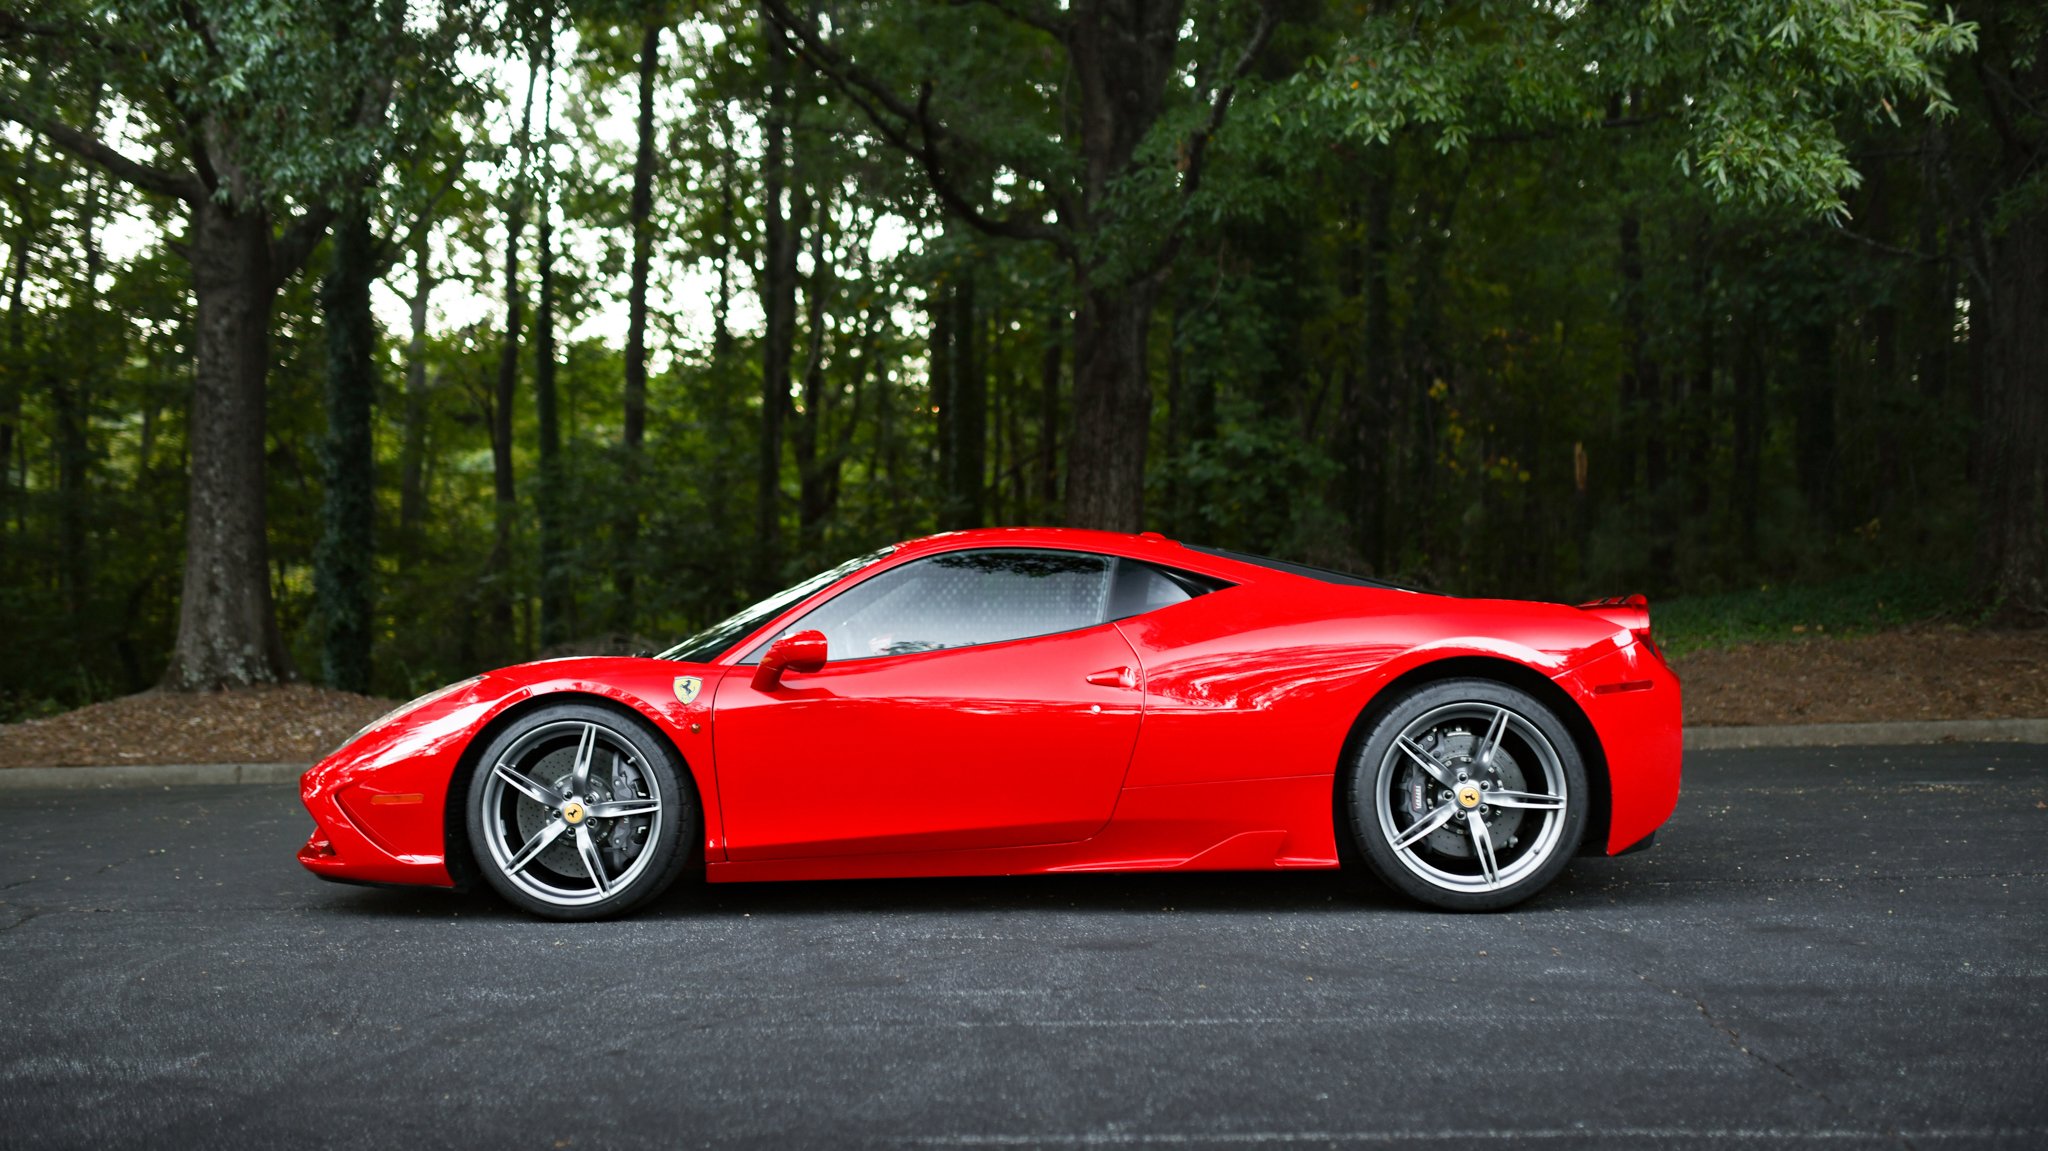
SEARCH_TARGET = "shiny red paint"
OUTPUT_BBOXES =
[298,526,1682,891]
[713,622,1145,859]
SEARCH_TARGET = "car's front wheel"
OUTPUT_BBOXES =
[1347,678,1587,911]
[466,702,694,920]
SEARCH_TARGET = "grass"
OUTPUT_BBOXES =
[1653,568,1981,657]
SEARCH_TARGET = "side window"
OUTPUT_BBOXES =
[762,549,1116,661]
[1107,560,1197,620]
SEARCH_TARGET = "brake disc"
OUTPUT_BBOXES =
[1399,726,1527,859]
[509,743,652,879]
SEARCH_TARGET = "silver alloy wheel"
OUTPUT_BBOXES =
[478,719,665,908]
[1372,701,1570,894]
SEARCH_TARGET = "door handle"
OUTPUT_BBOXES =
[1085,666,1138,689]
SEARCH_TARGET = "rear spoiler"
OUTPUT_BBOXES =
[1577,594,1654,647]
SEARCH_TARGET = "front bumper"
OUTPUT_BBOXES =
[297,694,501,889]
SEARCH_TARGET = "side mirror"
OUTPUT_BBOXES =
[752,630,828,691]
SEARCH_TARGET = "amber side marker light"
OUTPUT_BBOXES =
[368,793,425,806]
[1593,679,1655,695]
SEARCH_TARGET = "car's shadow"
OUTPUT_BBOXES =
[308,857,1667,923]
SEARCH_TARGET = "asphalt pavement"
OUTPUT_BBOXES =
[1,744,2043,1150]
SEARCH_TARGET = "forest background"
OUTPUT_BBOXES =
[0,0,2039,716]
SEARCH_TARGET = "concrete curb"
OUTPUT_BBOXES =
[1,719,2043,789]
[1684,718,2048,750]
[0,762,306,790]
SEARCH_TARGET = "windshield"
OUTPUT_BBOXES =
[659,546,896,664]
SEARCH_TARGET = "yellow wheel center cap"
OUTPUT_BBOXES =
[1455,784,1483,810]
[562,801,586,825]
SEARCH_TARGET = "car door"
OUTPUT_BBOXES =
[710,549,1146,860]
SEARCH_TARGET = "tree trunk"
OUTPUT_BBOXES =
[941,265,984,530]
[0,146,36,565]
[794,203,833,554]
[535,35,568,647]
[1345,156,1395,569]
[1968,10,2047,623]
[1,205,26,519]
[1163,303,1182,531]
[487,55,540,650]
[398,226,432,547]
[1618,192,1673,581]
[163,199,289,689]
[1065,280,1160,530]
[56,145,101,624]
[535,187,566,647]
[489,213,524,647]
[1038,311,1060,511]
[711,97,738,370]
[1976,205,2048,621]
[618,16,659,628]
[314,194,376,693]
[930,282,953,505]
[755,10,795,594]
[1001,321,1022,520]
[1056,0,1185,532]
[712,186,734,365]
[1731,313,1765,563]
[1683,222,1715,527]
[1794,319,1836,531]
[1866,162,1903,518]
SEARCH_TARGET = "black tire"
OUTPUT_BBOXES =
[465,701,695,921]
[1346,677,1587,911]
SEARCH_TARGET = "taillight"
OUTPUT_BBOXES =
[1578,594,1655,651]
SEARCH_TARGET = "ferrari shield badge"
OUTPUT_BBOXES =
[673,676,702,706]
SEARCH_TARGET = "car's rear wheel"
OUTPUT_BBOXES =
[466,702,693,920]
[1347,678,1586,911]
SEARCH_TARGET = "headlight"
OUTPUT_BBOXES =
[342,675,483,747]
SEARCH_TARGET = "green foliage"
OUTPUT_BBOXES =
[1300,0,1976,216]
[0,0,2033,711]
[4,0,484,208]
[1655,566,1979,656]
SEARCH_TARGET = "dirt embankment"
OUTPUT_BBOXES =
[1671,626,2048,726]
[0,684,396,769]
[0,626,2043,768]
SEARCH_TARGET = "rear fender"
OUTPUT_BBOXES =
[1333,651,1615,861]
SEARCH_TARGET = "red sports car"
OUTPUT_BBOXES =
[299,527,1681,919]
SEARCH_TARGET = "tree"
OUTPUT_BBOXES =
[397,220,438,551]
[487,40,544,650]
[1950,5,2047,621]
[1,0,2034,721]
[754,5,797,591]
[314,193,375,692]
[760,0,1286,531]
[617,8,664,628]
[0,141,35,565]
[533,28,568,647]
[0,0,462,688]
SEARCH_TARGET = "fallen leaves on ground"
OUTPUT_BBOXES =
[1673,625,2048,726]
[0,684,398,769]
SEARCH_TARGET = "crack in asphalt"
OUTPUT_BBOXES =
[1634,970,1919,1151]
[0,846,164,895]
[0,905,45,933]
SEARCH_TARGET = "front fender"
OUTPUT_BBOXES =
[298,662,727,888]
